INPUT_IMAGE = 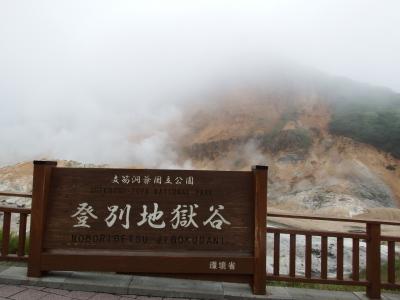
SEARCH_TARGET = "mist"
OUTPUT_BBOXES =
[1,0,399,167]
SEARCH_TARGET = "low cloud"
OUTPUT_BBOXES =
[1,1,399,167]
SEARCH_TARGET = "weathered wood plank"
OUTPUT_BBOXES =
[321,236,327,279]
[289,234,296,277]
[337,237,343,280]
[1,212,11,257]
[18,213,28,257]
[273,232,280,276]
[305,235,312,279]
[352,238,359,281]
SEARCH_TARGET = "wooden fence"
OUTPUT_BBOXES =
[0,192,31,261]
[267,212,400,298]
[0,192,399,298]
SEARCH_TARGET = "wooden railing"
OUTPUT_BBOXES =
[0,192,31,261]
[266,212,400,299]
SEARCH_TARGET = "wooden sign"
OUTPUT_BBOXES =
[28,161,267,295]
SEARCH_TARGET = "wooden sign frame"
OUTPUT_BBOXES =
[27,161,267,295]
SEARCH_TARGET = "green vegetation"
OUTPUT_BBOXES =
[327,85,400,159]
[270,109,299,135]
[382,258,400,283]
[358,256,400,284]
[0,230,29,255]
[330,109,400,158]
[260,128,313,153]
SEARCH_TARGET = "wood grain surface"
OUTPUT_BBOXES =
[43,168,254,254]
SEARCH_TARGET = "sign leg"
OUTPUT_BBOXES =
[251,165,267,295]
[27,161,57,277]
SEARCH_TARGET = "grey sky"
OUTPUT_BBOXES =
[0,0,399,166]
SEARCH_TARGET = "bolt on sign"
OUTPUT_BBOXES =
[28,161,267,295]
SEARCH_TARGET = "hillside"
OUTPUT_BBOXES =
[0,160,105,207]
[177,67,400,215]
[1,66,399,219]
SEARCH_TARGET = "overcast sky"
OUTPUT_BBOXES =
[0,0,399,167]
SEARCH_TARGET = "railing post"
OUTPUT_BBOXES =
[17,213,28,257]
[273,232,280,276]
[289,234,296,277]
[387,241,396,285]
[366,223,381,299]
[1,212,11,258]
[352,238,360,281]
[321,236,328,279]
[305,235,312,279]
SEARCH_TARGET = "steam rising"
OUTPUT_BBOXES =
[1,1,399,167]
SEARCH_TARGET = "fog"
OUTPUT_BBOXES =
[0,0,399,167]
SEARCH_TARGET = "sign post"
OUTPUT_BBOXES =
[252,165,267,294]
[28,161,267,295]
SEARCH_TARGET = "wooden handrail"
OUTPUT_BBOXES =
[0,192,32,214]
[381,235,400,242]
[266,227,367,239]
[0,206,31,214]
[0,192,32,198]
[267,212,400,226]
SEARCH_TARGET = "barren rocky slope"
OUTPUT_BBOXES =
[177,71,400,216]
[173,73,400,276]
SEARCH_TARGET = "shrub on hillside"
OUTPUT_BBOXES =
[261,128,313,153]
[330,109,400,159]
